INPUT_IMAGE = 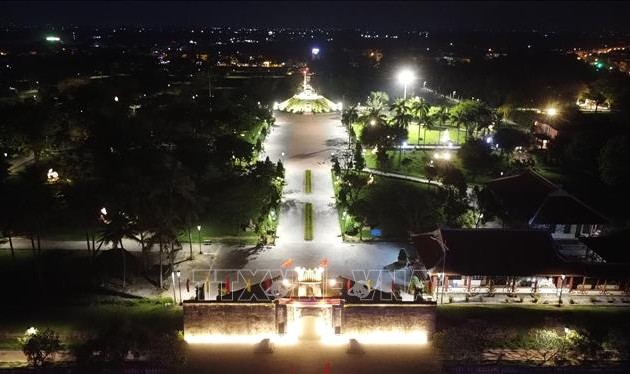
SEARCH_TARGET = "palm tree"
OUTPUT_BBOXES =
[341,106,359,144]
[450,108,467,144]
[410,98,430,145]
[365,91,390,112]
[97,210,139,289]
[146,215,181,290]
[389,98,413,130]
[358,106,387,128]
[433,106,451,144]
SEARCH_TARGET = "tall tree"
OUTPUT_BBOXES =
[97,210,139,289]
[389,98,413,130]
[410,98,430,145]
[365,91,390,112]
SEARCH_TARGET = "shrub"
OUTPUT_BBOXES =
[147,331,188,368]
[434,324,489,362]
[19,327,63,367]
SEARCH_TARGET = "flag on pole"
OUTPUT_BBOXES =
[282,258,293,268]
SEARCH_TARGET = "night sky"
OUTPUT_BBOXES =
[1,1,630,31]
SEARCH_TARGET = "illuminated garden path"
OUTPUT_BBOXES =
[246,112,404,281]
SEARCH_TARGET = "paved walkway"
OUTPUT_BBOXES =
[184,112,411,299]
[364,168,442,187]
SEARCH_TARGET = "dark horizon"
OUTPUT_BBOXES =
[2,1,630,32]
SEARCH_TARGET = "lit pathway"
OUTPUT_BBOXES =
[238,111,406,283]
[365,168,443,187]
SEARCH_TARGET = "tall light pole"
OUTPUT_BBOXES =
[197,225,202,254]
[430,235,448,304]
[397,69,416,99]
[171,271,177,304]
[558,274,566,304]
[177,270,183,305]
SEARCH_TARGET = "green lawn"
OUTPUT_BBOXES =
[304,170,312,193]
[338,175,440,240]
[304,203,313,241]
[437,304,630,349]
[0,300,182,349]
[353,122,464,146]
[406,124,464,146]
[364,149,435,179]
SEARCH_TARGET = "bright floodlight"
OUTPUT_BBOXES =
[397,69,416,98]
[311,47,320,55]
[547,107,558,117]
[398,69,415,85]
[45,36,60,42]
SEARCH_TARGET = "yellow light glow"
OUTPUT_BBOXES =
[546,107,558,117]
[347,330,428,345]
[184,334,271,344]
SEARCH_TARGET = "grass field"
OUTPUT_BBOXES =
[304,170,312,193]
[304,203,314,241]
[353,122,464,146]
[437,304,630,348]
[0,299,182,349]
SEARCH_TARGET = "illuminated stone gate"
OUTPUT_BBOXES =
[183,266,436,346]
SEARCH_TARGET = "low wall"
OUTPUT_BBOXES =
[343,304,436,339]
[184,302,276,337]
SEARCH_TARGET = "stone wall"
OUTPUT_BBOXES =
[184,302,277,337]
[343,304,436,338]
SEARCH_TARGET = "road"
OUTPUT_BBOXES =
[182,112,410,298]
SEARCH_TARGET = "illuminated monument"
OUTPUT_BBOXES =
[274,68,341,114]
[183,263,436,347]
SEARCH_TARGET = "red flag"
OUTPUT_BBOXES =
[225,275,231,293]
[345,279,352,291]
[319,258,329,268]
[282,259,294,268]
[323,361,331,374]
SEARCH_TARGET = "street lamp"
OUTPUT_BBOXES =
[397,69,416,99]
[546,107,558,117]
[171,271,177,304]
[177,270,183,305]
[558,274,566,304]
[430,236,448,304]
[197,225,202,254]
